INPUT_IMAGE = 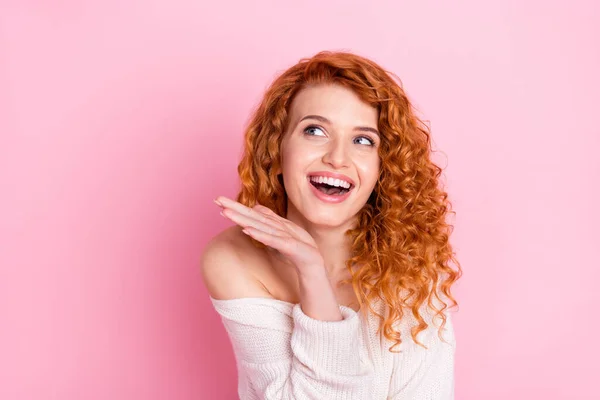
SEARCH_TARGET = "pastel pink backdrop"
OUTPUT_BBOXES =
[1,1,598,399]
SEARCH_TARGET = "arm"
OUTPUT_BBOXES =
[202,234,374,399]
[216,196,345,323]
[387,311,456,400]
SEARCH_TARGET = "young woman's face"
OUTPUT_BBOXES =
[280,83,381,229]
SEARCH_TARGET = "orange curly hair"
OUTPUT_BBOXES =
[236,50,462,352]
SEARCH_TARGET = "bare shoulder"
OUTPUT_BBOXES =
[200,225,272,300]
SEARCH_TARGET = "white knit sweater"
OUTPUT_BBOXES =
[210,296,456,399]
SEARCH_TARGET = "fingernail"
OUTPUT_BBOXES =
[242,229,250,235]
[220,211,226,218]
[214,198,222,206]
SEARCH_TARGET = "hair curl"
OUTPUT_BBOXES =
[236,50,462,352]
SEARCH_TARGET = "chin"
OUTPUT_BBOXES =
[286,189,365,229]
[303,208,356,229]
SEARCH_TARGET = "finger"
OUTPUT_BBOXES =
[253,205,296,230]
[253,204,280,218]
[252,203,316,245]
[217,196,281,230]
[251,204,283,224]
[222,208,288,237]
[243,228,320,268]
[241,227,299,256]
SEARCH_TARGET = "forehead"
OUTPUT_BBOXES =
[288,84,378,127]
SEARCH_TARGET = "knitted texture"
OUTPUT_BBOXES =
[210,296,455,400]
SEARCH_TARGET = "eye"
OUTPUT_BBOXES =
[303,125,326,137]
[354,136,375,146]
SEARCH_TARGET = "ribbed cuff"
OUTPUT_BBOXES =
[291,304,363,376]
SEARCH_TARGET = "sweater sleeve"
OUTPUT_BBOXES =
[210,297,374,400]
[387,310,456,400]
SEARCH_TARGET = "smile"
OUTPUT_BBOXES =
[307,174,355,203]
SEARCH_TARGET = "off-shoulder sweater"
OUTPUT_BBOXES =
[209,296,456,400]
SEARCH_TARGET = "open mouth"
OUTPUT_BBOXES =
[308,177,354,196]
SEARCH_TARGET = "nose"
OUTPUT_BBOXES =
[322,137,351,169]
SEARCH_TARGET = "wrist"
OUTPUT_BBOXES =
[296,265,334,298]
[295,263,329,282]
[296,266,343,321]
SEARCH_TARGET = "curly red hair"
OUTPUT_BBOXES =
[236,50,462,352]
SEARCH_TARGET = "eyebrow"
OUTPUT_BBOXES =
[298,114,380,137]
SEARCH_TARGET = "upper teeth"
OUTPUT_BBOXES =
[309,176,352,189]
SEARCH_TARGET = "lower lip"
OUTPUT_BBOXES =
[307,179,353,203]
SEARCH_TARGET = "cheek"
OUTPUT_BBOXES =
[280,149,298,176]
[357,157,380,189]
[281,144,318,173]
[279,141,295,174]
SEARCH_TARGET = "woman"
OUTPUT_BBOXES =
[201,50,462,399]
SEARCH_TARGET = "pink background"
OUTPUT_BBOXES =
[1,1,599,399]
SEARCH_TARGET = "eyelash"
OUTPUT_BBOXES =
[303,125,376,146]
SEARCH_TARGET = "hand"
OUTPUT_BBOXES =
[214,196,325,273]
